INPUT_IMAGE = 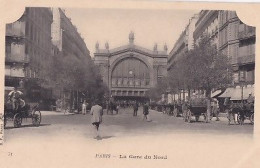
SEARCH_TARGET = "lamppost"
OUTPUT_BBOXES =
[240,71,246,102]
[108,58,111,100]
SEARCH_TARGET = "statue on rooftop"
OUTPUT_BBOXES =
[164,43,168,52]
[95,41,99,52]
[153,43,158,52]
[105,42,109,50]
[129,31,135,44]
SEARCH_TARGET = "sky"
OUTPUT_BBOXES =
[64,8,199,57]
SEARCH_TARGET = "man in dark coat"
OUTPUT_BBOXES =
[133,101,139,116]
[143,102,149,121]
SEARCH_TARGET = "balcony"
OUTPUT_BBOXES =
[5,53,30,64]
[6,21,25,37]
[238,26,255,39]
[237,54,255,65]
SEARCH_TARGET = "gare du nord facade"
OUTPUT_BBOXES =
[94,32,168,102]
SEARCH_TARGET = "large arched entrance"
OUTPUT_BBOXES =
[110,57,151,101]
[94,32,168,103]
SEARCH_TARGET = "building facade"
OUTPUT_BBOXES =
[218,11,255,85]
[193,10,255,87]
[5,7,91,109]
[51,8,90,58]
[5,7,54,103]
[94,32,168,101]
[168,10,255,100]
[193,10,219,48]
[51,8,91,109]
[168,14,198,71]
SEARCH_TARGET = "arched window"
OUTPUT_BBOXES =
[111,57,150,88]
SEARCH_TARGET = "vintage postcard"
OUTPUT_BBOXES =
[0,0,259,168]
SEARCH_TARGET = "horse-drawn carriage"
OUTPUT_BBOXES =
[228,102,254,125]
[4,86,41,128]
[4,102,41,128]
[185,97,207,123]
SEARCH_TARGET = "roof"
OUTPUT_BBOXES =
[94,44,168,57]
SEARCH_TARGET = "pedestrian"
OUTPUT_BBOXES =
[212,98,220,121]
[206,97,211,123]
[143,102,151,121]
[247,93,254,109]
[133,101,139,116]
[182,100,189,122]
[82,100,87,115]
[90,99,103,139]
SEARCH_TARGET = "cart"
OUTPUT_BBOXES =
[236,103,254,125]
[185,98,207,123]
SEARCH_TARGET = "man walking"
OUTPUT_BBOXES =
[90,99,103,139]
[133,101,139,116]
[143,102,150,121]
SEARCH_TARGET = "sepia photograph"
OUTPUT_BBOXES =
[0,1,259,168]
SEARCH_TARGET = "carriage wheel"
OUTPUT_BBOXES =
[32,110,41,126]
[14,113,22,128]
[195,116,199,122]
[250,113,254,125]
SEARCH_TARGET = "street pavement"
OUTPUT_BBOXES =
[1,107,256,168]
[4,107,253,142]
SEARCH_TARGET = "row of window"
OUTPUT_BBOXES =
[25,67,38,78]
[111,78,150,86]
[233,70,254,83]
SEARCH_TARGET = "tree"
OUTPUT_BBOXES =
[167,35,232,97]
[146,77,169,101]
[50,51,108,108]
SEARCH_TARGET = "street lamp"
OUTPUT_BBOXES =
[108,58,111,100]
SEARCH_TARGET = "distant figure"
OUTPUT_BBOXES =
[212,98,220,121]
[247,93,254,109]
[19,79,24,88]
[143,102,149,121]
[90,100,103,139]
[247,94,254,104]
[82,100,87,115]
[133,101,139,116]
[182,100,189,121]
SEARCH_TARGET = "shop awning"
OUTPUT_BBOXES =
[218,85,254,100]
[211,90,223,98]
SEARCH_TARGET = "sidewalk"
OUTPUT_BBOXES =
[40,111,75,116]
